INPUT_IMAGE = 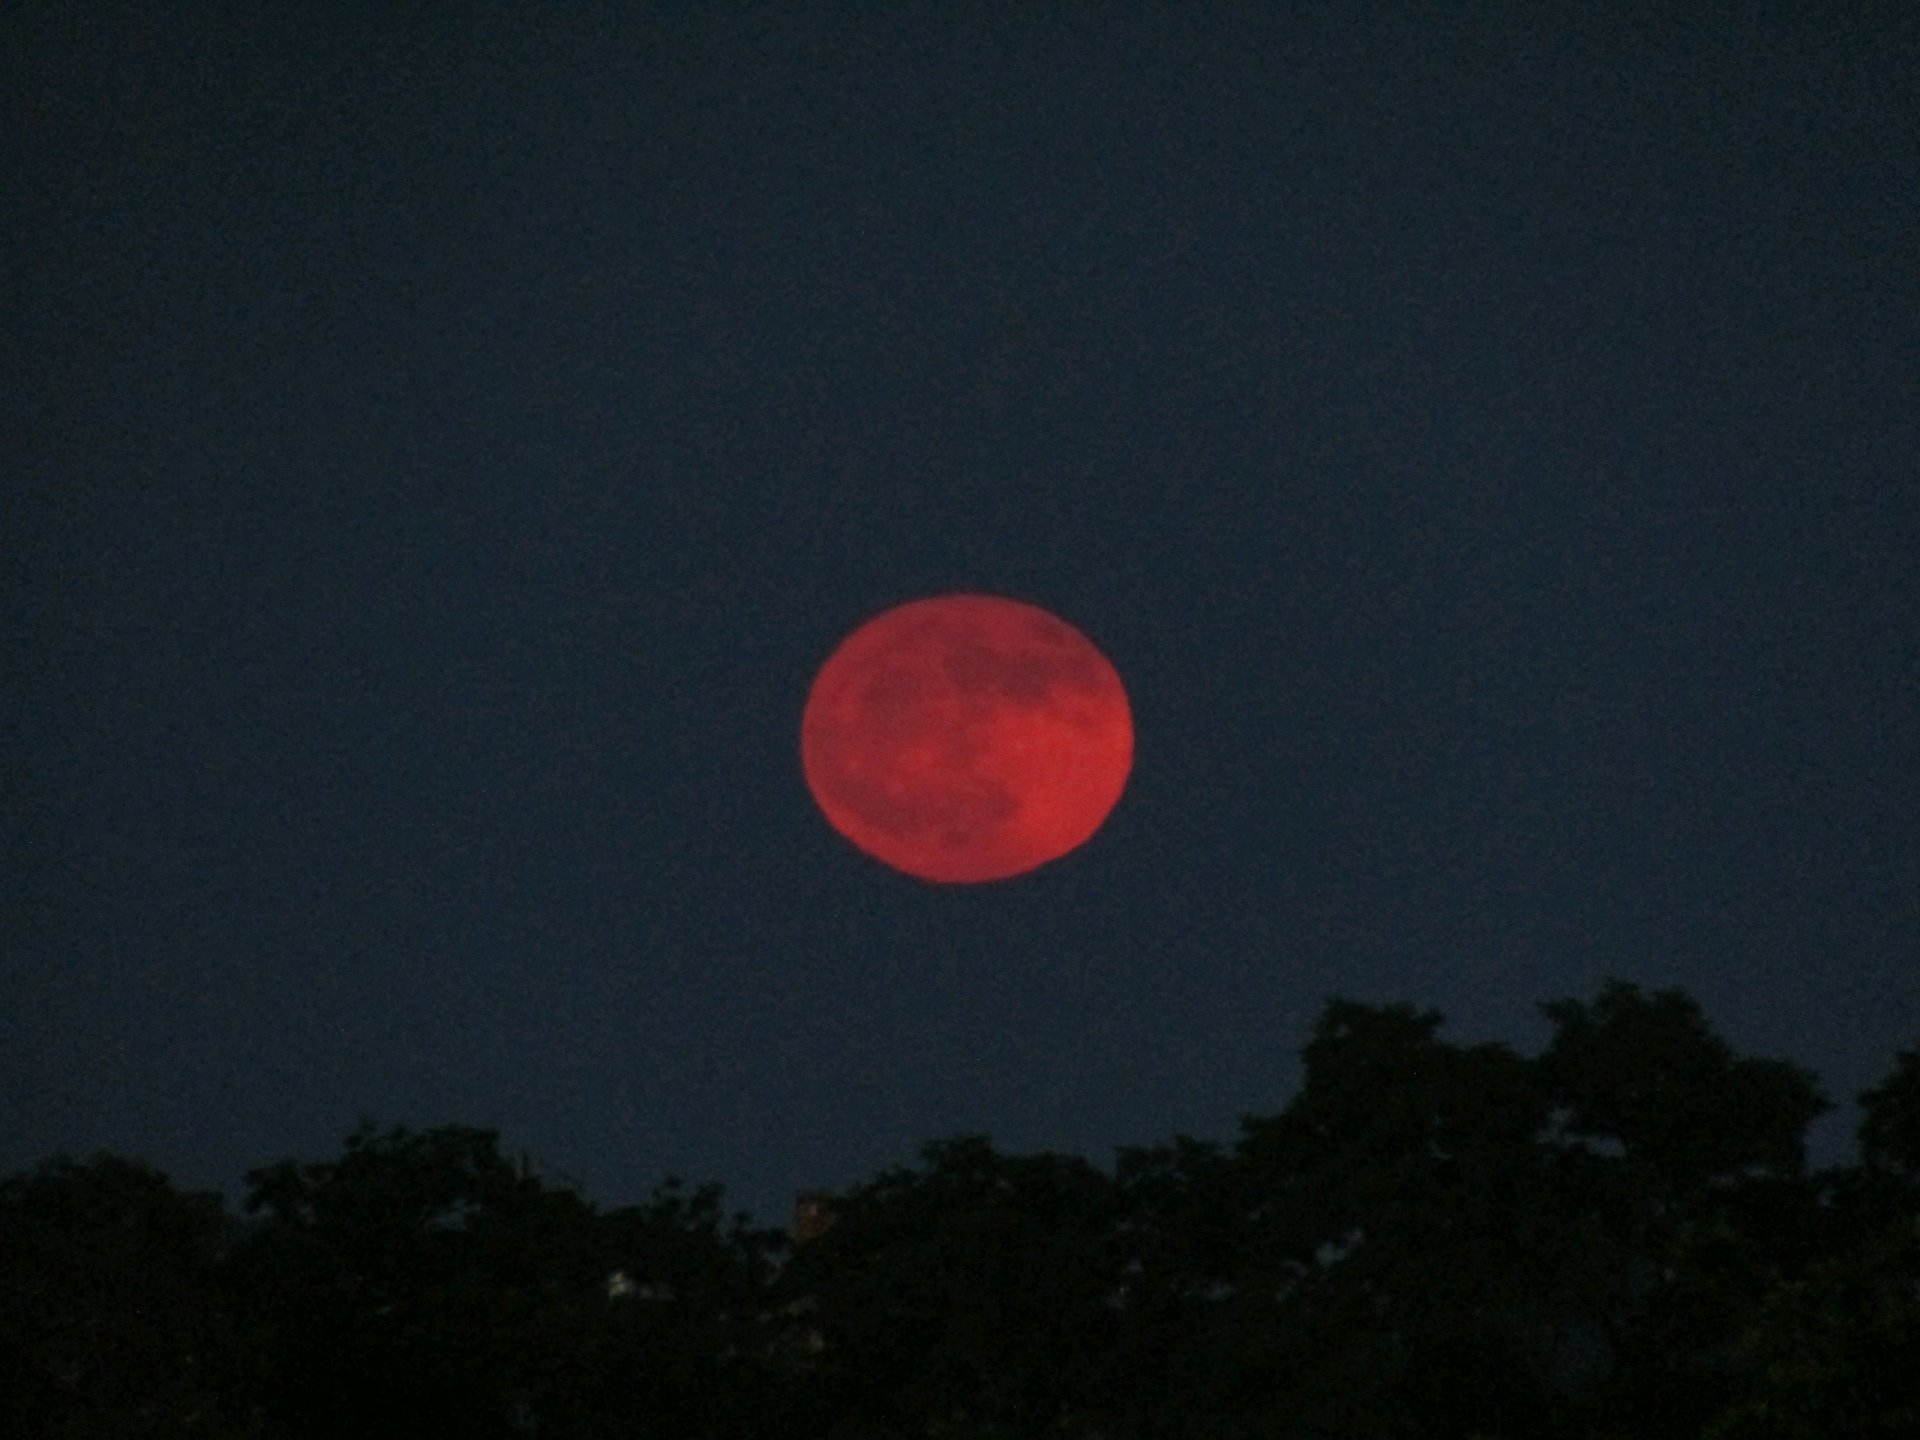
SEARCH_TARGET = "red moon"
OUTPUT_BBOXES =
[801,594,1133,883]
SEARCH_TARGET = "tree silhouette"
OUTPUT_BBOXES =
[1535,983,1830,1438]
[1218,1001,1564,1437]
[777,1135,1120,1438]
[1707,1048,1920,1439]
[1538,981,1827,1190]
[231,1123,780,1438]
[0,1154,248,1438]
[0,983,1908,1439]
[1859,1047,1920,1181]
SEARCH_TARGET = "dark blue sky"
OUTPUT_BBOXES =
[7,6,1915,1228]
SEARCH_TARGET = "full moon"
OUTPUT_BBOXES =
[801,593,1133,883]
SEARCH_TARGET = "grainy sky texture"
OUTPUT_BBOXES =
[7,6,1916,1227]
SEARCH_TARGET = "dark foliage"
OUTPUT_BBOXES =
[2,982,1912,1438]
[0,1155,246,1438]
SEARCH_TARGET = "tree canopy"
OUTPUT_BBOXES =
[2,980,1911,1439]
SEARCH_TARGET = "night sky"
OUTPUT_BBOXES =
[7,7,1916,1229]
